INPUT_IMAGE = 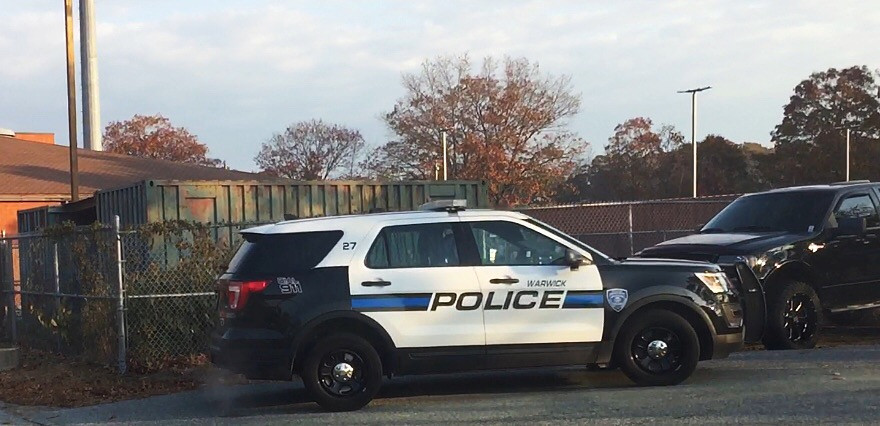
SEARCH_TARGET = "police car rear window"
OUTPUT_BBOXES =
[227,231,343,276]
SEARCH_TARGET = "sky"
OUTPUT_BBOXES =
[3,0,879,172]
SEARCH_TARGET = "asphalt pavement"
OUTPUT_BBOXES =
[6,345,880,425]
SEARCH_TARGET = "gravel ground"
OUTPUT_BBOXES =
[13,343,880,425]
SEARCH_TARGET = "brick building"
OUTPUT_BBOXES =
[0,133,256,235]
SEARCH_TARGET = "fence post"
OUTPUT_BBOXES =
[627,203,635,256]
[53,243,61,353]
[114,215,127,374]
[0,231,16,342]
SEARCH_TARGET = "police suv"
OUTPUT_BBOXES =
[210,201,745,411]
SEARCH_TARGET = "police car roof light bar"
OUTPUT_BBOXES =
[419,199,467,212]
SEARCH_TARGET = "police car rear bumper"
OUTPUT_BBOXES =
[209,327,291,380]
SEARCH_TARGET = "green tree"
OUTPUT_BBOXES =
[771,66,880,185]
[695,135,767,195]
[559,117,685,202]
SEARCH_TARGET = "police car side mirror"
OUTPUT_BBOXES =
[566,249,587,270]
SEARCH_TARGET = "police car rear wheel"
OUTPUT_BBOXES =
[615,310,700,386]
[302,333,383,412]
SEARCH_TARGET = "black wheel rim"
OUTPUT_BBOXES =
[630,326,683,374]
[783,293,816,343]
[317,349,366,397]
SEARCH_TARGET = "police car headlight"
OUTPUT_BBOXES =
[695,272,730,294]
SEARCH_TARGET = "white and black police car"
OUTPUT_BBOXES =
[210,200,746,411]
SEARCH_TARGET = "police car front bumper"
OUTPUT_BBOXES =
[711,331,744,359]
[209,327,291,380]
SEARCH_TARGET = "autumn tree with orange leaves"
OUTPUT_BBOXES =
[363,55,586,205]
[103,114,222,167]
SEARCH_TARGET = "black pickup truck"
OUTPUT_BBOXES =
[639,181,880,350]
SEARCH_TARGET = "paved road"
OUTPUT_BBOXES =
[13,345,880,425]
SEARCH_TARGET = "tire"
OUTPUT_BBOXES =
[761,281,820,350]
[614,310,700,386]
[301,333,383,412]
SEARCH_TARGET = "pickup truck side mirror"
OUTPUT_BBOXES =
[834,217,867,237]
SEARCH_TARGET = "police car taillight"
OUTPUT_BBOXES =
[226,280,268,311]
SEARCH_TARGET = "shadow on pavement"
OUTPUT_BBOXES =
[25,344,880,423]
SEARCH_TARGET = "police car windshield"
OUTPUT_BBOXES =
[702,191,834,233]
[227,231,343,276]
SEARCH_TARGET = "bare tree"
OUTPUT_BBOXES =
[255,120,365,180]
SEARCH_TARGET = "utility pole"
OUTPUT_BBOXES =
[79,0,102,151]
[64,0,80,201]
[677,86,711,198]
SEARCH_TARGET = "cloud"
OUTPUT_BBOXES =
[2,0,879,171]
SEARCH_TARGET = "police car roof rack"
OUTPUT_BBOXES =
[419,199,467,213]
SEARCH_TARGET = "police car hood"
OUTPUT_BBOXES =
[639,232,805,256]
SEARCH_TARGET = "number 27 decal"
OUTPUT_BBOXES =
[342,242,357,250]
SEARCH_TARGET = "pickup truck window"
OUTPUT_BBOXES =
[834,194,880,229]
[702,191,834,233]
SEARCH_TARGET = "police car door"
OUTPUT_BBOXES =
[348,217,485,351]
[464,219,604,347]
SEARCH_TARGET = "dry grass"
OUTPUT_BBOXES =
[0,349,204,408]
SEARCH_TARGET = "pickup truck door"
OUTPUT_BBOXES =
[813,192,880,309]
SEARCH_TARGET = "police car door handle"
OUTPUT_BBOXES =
[489,278,519,284]
[361,280,392,287]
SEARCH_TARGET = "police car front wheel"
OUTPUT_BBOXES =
[301,333,383,412]
[615,310,700,386]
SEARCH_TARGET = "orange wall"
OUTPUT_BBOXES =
[0,201,60,236]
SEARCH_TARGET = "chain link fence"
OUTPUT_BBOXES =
[0,197,740,373]
[0,220,262,373]
[522,197,738,258]
[0,228,119,365]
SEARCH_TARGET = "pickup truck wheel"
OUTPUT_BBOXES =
[301,333,383,412]
[615,310,700,386]
[762,281,819,350]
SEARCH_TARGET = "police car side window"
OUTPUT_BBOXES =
[470,221,568,266]
[365,223,460,268]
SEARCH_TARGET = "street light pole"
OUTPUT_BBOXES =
[440,129,452,181]
[677,86,711,198]
[845,128,851,182]
[442,131,448,181]
[834,125,855,182]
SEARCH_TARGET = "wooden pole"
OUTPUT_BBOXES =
[65,0,80,201]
